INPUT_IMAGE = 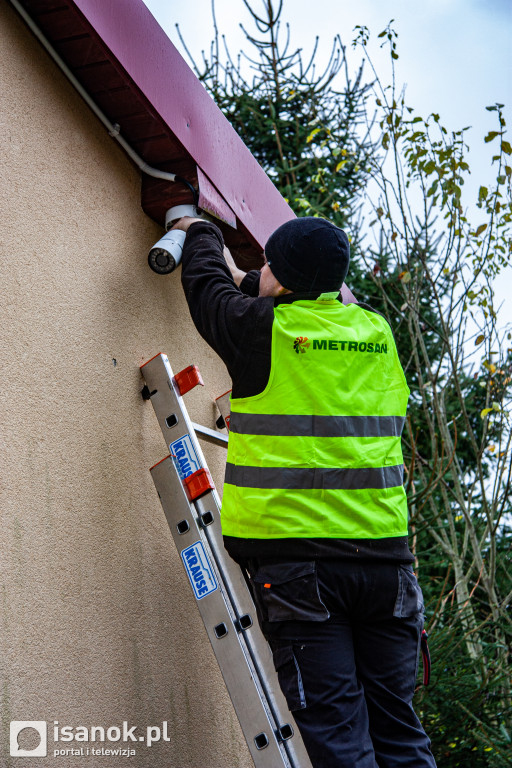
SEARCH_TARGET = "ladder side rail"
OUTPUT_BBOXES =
[150,457,294,768]
[194,493,313,768]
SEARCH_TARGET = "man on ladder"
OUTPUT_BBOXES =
[172,214,437,768]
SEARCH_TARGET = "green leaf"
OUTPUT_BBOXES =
[475,334,485,345]
[501,140,512,155]
[475,224,487,236]
[478,186,488,201]
[306,127,321,143]
[484,131,500,143]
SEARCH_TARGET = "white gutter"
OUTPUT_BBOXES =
[9,0,192,192]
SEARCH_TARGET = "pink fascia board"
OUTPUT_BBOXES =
[69,0,295,249]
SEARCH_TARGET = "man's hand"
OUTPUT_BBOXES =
[171,216,203,232]
[172,216,247,287]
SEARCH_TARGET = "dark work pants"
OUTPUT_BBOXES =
[248,560,437,768]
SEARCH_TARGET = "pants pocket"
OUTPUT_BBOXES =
[394,564,425,618]
[251,561,330,622]
[272,645,307,711]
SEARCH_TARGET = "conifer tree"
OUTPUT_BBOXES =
[180,5,512,764]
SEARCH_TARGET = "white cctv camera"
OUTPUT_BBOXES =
[148,204,201,274]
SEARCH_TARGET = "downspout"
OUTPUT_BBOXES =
[8,0,197,201]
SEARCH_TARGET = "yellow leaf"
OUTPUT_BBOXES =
[481,408,492,419]
[399,271,412,283]
[335,159,348,172]
[306,127,321,143]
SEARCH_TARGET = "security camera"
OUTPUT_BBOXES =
[148,204,201,274]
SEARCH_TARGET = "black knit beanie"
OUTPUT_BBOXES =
[264,217,350,292]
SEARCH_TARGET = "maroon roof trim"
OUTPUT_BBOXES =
[13,0,355,298]
[68,0,295,249]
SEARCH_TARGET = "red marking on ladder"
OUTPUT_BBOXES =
[140,352,164,369]
[174,365,204,395]
[183,468,215,501]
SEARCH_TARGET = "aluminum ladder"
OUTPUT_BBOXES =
[140,353,312,768]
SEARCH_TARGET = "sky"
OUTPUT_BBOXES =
[142,0,511,323]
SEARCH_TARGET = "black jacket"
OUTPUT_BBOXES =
[181,220,413,565]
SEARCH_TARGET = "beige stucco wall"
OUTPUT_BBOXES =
[0,4,252,766]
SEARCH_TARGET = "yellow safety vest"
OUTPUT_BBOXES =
[222,296,410,540]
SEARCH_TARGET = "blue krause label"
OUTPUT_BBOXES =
[170,434,201,480]
[181,541,218,600]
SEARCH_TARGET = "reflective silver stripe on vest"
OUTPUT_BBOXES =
[225,463,404,490]
[229,413,405,438]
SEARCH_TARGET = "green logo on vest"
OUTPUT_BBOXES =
[311,339,388,354]
[293,336,310,354]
